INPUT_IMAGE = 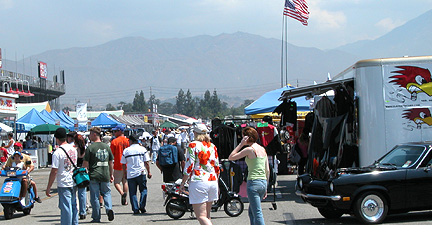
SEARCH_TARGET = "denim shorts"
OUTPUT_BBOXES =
[189,181,218,204]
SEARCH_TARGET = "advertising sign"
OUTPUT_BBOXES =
[382,64,432,148]
[0,95,16,111]
[76,103,88,122]
[38,61,47,79]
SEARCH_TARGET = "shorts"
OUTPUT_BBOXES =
[113,170,126,184]
[189,181,218,204]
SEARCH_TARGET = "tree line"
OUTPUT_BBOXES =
[105,89,254,119]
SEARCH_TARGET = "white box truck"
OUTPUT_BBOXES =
[280,56,432,169]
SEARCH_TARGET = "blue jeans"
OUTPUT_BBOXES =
[127,174,147,213]
[152,150,158,163]
[57,186,78,225]
[89,180,112,221]
[247,179,267,225]
[78,187,87,216]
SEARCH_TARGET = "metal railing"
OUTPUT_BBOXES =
[0,69,65,92]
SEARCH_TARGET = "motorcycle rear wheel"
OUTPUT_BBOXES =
[3,205,14,220]
[23,207,31,215]
[224,197,244,217]
[166,199,186,219]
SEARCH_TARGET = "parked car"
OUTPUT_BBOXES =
[296,142,432,224]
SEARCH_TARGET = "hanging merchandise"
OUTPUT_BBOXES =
[219,160,243,193]
[302,112,315,135]
[211,123,241,159]
[314,96,336,118]
[256,122,282,156]
[273,99,297,130]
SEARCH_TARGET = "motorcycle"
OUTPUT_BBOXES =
[0,167,36,220]
[162,177,244,219]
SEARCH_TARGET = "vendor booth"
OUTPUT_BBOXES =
[244,85,310,115]
[91,112,124,128]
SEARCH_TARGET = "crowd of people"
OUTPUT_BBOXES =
[0,122,279,225]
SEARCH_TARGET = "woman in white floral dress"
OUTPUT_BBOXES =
[180,124,220,225]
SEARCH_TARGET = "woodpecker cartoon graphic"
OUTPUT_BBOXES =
[402,108,432,129]
[389,66,432,101]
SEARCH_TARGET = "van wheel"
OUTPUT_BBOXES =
[353,191,388,224]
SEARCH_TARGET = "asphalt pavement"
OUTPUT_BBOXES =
[2,164,432,224]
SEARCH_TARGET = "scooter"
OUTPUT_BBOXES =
[162,177,244,219]
[0,167,36,220]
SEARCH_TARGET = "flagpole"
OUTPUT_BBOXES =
[280,16,284,88]
[285,16,288,87]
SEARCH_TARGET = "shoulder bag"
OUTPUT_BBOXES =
[60,146,90,188]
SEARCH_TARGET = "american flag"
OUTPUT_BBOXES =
[284,0,309,26]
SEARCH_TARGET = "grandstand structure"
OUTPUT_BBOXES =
[0,69,65,110]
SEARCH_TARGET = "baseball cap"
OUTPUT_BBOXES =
[13,142,23,148]
[112,124,125,132]
[13,151,22,157]
[193,123,209,134]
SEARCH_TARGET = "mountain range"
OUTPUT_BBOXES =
[2,9,432,109]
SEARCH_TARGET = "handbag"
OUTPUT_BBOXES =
[60,146,90,188]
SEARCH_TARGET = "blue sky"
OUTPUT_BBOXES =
[1,0,432,58]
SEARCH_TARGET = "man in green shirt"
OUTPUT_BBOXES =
[82,127,115,223]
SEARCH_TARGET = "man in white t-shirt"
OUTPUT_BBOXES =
[121,134,152,214]
[46,128,78,225]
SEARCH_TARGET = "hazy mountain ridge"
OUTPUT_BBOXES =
[336,9,432,59]
[3,9,432,108]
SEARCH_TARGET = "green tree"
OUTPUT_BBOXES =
[123,103,133,112]
[211,89,222,117]
[147,94,161,113]
[184,89,196,117]
[175,89,186,114]
[132,90,147,112]
[158,102,175,115]
[199,90,212,118]
[118,101,127,110]
[106,103,116,111]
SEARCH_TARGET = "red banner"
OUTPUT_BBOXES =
[38,61,47,79]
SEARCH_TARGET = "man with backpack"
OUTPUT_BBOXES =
[156,137,185,183]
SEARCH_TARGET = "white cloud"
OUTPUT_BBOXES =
[375,18,404,32]
[0,0,13,10]
[83,20,116,40]
[198,0,242,12]
[310,9,347,29]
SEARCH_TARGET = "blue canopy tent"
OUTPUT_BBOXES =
[244,85,310,115]
[47,110,75,130]
[15,122,36,132]
[40,110,58,122]
[59,110,75,124]
[91,113,124,128]
[56,110,88,131]
[16,108,56,132]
